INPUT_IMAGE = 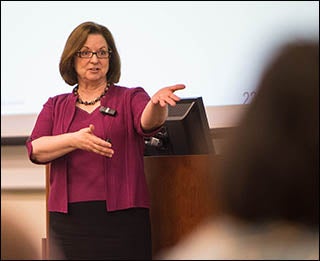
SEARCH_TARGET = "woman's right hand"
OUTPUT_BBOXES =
[31,124,114,163]
[74,124,114,158]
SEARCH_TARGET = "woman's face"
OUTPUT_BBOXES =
[74,34,110,85]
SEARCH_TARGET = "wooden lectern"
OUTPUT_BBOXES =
[42,153,222,259]
[144,153,222,256]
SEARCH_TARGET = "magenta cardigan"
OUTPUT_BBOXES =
[26,85,160,213]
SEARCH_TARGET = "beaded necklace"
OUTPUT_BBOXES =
[73,83,110,106]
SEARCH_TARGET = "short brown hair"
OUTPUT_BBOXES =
[59,21,121,86]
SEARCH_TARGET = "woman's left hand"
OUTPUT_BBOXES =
[151,84,186,107]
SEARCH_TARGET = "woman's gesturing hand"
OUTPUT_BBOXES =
[75,124,114,158]
[151,84,186,107]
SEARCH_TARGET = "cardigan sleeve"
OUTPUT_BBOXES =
[25,97,54,165]
[129,87,163,137]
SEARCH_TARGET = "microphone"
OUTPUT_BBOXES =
[100,106,117,116]
[145,137,163,148]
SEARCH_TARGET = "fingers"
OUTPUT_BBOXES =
[91,141,114,157]
[169,92,181,102]
[78,126,114,157]
[169,84,186,92]
[88,138,114,158]
[159,94,179,107]
[152,84,185,107]
[89,124,95,132]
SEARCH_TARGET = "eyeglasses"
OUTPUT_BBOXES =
[76,49,112,59]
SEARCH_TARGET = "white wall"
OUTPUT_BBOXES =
[1,145,46,189]
[2,1,318,119]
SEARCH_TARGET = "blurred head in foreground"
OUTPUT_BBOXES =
[217,40,319,229]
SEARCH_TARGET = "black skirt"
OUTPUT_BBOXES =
[49,201,152,260]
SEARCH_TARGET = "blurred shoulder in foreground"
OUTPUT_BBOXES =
[1,212,41,260]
